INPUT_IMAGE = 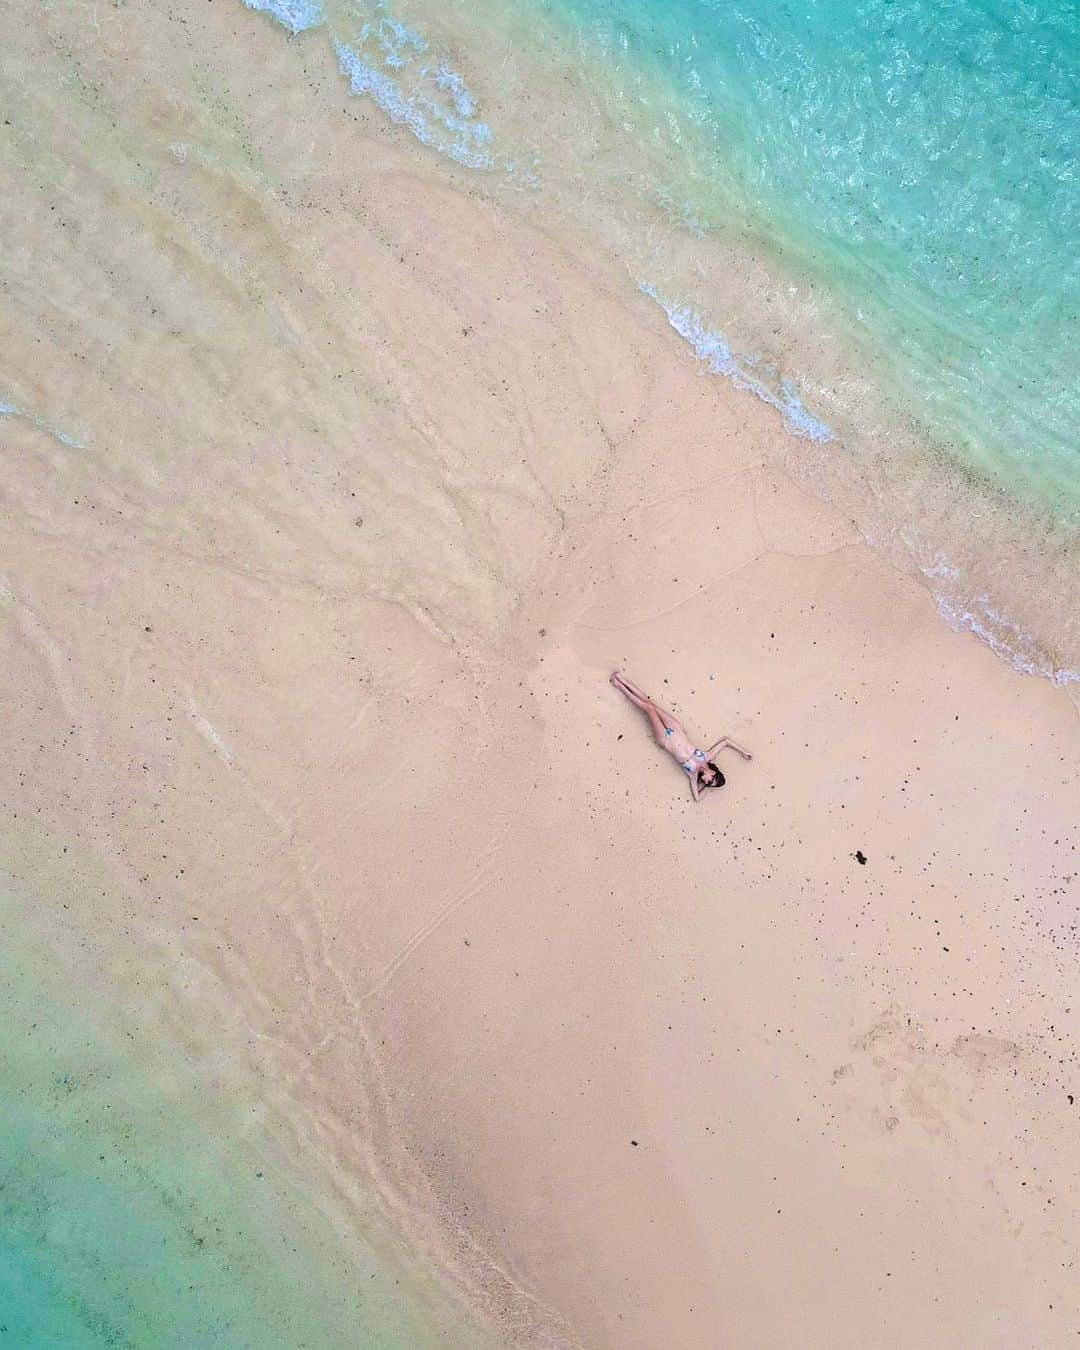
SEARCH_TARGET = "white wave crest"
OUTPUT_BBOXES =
[638,282,833,443]
[335,18,494,170]
[1,395,86,450]
[242,0,323,34]
[930,588,1079,686]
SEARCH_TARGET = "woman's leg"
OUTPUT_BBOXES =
[611,672,654,710]
[614,674,681,728]
[611,672,651,703]
[643,706,671,746]
[612,674,677,746]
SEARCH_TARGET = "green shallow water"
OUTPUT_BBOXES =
[0,881,439,1350]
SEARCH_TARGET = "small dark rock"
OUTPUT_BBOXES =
[855,850,867,865]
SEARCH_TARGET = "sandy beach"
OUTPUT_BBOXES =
[2,3,1079,1345]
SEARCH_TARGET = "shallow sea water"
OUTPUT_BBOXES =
[265,0,1078,677]
[1,875,441,1349]
[545,0,1080,508]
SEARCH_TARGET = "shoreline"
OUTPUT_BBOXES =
[2,3,1079,1346]
[240,0,1080,683]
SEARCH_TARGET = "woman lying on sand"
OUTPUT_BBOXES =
[611,672,752,802]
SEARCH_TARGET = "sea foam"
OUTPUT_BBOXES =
[0,396,85,449]
[242,0,323,33]
[930,587,1079,687]
[638,282,832,443]
[334,20,494,170]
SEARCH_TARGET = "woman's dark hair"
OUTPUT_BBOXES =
[705,761,725,788]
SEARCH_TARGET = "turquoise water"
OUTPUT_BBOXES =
[541,0,1080,513]
[0,882,446,1349]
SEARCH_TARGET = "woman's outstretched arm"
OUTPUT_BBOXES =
[706,735,753,760]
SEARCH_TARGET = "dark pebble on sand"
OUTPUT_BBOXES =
[630,1139,638,1146]
[855,850,867,865]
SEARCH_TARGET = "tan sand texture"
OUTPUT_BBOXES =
[2,4,1079,1346]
